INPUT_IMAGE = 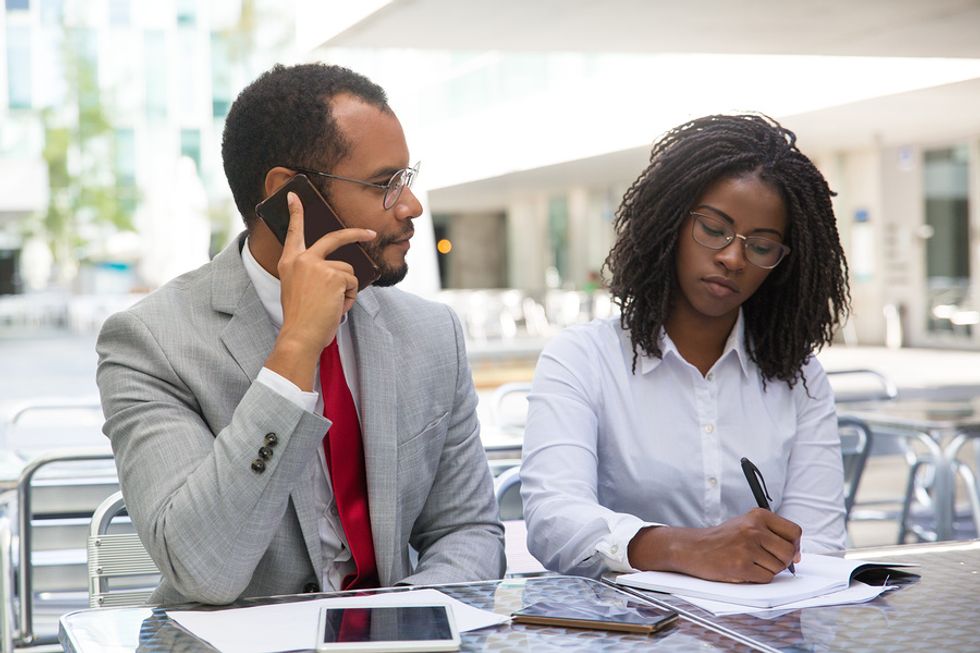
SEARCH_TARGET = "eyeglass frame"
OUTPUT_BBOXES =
[688,211,791,269]
[281,162,420,210]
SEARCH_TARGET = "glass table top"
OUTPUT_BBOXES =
[60,575,755,652]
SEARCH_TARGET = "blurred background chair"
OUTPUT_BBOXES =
[87,491,159,608]
[0,397,119,646]
[489,382,532,438]
[0,448,118,648]
[492,465,546,577]
[825,368,898,405]
[826,367,978,543]
[838,416,873,524]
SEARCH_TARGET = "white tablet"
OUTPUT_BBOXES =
[315,602,461,652]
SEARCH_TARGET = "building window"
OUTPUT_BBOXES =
[210,33,232,118]
[176,0,195,27]
[115,128,137,215]
[40,0,63,24]
[144,30,168,120]
[548,195,569,286]
[923,144,972,336]
[180,128,201,171]
[108,0,130,26]
[6,26,31,109]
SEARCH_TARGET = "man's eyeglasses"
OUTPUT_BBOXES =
[689,211,790,269]
[285,162,420,210]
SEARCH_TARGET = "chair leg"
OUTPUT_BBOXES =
[899,459,927,544]
[954,461,980,538]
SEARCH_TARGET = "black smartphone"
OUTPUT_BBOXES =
[255,174,380,291]
[511,600,678,634]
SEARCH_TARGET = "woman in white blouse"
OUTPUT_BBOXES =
[521,114,850,584]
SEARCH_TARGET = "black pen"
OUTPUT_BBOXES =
[740,457,796,576]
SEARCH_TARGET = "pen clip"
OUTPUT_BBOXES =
[742,457,773,502]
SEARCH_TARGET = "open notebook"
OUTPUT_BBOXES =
[614,554,917,609]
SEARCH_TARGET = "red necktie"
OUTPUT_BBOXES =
[320,338,379,590]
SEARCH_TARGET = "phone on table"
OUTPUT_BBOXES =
[255,173,380,291]
[315,603,461,652]
[511,599,679,634]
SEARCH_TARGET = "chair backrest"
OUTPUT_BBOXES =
[493,465,523,521]
[491,465,547,576]
[489,382,532,436]
[87,491,160,608]
[8,448,117,647]
[837,416,873,521]
[826,368,898,403]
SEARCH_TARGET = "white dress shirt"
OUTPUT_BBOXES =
[520,312,846,579]
[242,239,357,591]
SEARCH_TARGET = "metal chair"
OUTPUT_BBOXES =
[825,368,898,404]
[0,515,13,653]
[5,448,116,647]
[492,465,547,577]
[489,382,532,437]
[493,465,523,521]
[837,416,873,525]
[87,491,159,608]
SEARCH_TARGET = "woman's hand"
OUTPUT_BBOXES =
[627,508,802,583]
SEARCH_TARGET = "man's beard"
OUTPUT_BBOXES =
[361,232,409,287]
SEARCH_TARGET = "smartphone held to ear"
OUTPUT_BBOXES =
[255,174,380,291]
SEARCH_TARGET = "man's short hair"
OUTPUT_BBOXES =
[221,63,390,227]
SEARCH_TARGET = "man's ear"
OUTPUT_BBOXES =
[263,166,296,200]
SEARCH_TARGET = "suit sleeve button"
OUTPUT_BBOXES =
[303,582,320,593]
[258,446,273,460]
[250,458,266,473]
[264,433,279,447]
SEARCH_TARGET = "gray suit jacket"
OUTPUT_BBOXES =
[96,234,505,605]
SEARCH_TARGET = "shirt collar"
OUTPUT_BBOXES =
[240,237,349,331]
[636,309,751,378]
[242,237,284,329]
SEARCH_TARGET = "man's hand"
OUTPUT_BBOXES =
[265,191,375,390]
[627,508,802,583]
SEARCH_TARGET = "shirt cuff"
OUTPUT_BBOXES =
[594,517,664,573]
[257,367,318,413]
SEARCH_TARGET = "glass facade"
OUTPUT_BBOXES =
[143,30,168,121]
[6,26,32,109]
[924,144,972,337]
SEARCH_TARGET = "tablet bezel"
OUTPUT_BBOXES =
[314,601,461,652]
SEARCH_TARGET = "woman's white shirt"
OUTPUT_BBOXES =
[520,313,846,578]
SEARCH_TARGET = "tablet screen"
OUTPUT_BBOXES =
[320,606,454,644]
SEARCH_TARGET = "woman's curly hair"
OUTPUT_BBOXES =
[604,114,850,387]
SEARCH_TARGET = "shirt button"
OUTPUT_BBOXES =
[706,372,714,381]
[610,544,619,554]
[708,477,718,487]
[704,424,715,434]
[330,505,339,517]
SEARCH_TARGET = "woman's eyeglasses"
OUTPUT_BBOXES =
[689,211,790,269]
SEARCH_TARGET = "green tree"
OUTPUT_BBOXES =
[39,28,133,277]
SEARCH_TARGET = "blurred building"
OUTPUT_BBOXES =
[313,0,980,350]
[3,0,980,349]
[0,0,298,294]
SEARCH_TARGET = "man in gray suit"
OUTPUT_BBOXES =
[96,63,505,606]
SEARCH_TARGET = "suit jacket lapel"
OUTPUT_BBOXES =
[212,234,324,583]
[348,289,399,585]
[213,235,276,382]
